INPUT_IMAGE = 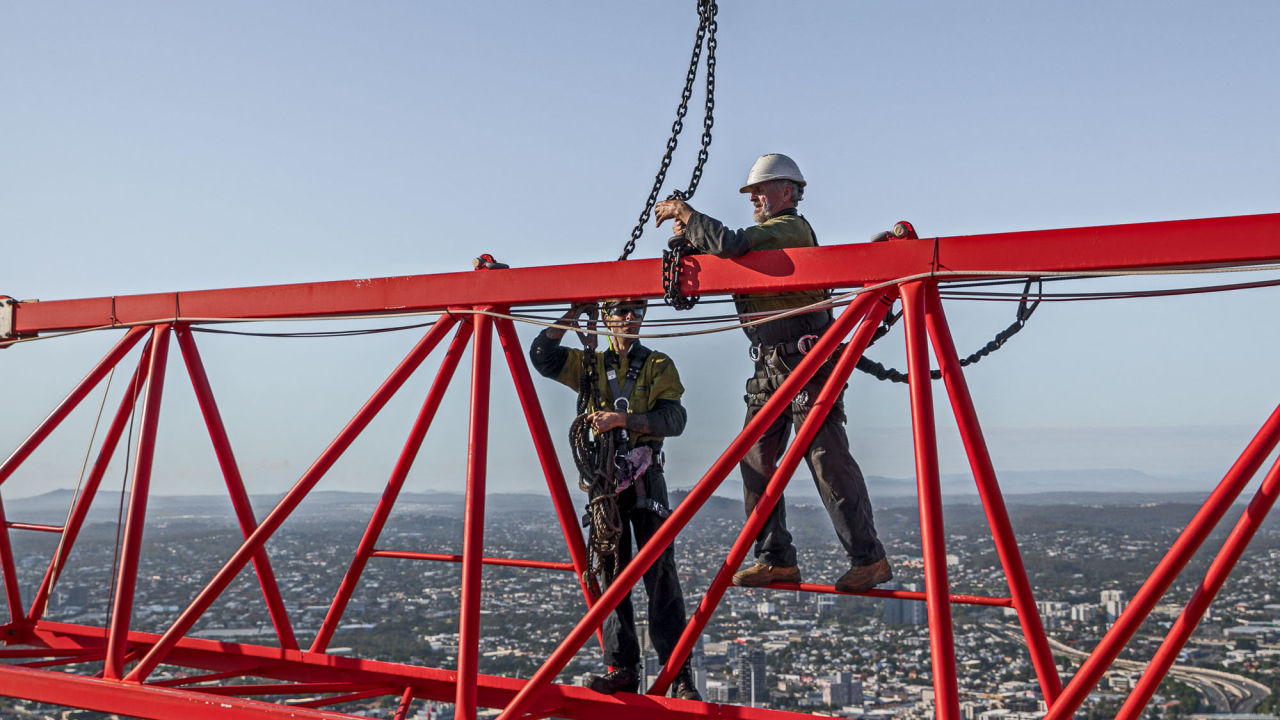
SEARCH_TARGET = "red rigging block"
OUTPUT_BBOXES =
[7,212,1280,335]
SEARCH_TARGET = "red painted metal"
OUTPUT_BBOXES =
[2,211,1280,720]
[124,315,460,683]
[105,324,172,680]
[1042,400,1280,720]
[0,325,149,486]
[900,282,960,720]
[10,213,1280,335]
[311,321,474,653]
[369,550,575,571]
[650,289,890,695]
[498,291,886,720]
[175,325,298,650]
[1116,454,1280,720]
[922,285,1063,701]
[0,497,22,627]
[5,522,63,533]
[493,317,600,606]
[757,582,1015,608]
[27,344,154,624]
[457,312,494,719]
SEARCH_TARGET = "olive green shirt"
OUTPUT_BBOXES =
[685,208,832,343]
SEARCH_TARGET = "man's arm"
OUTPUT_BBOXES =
[529,305,590,380]
[655,198,752,258]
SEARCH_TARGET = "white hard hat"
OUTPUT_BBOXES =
[739,153,806,193]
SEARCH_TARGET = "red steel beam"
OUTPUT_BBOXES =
[8,621,830,720]
[1043,400,1280,720]
[1116,453,1280,720]
[456,312,493,719]
[0,326,148,485]
[10,213,1280,334]
[498,293,882,720]
[104,324,172,680]
[175,325,298,651]
[651,290,889,695]
[125,315,459,683]
[27,346,154,624]
[368,550,575,572]
[900,281,960,720]
[923,285,1062,701]
[493,317,600,611]
[310,321,474,653]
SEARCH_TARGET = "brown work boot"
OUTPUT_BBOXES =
[585,666,640,694]
[732,562,801,587]
[834,557,893,593]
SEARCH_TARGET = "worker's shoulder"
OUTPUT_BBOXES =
[639,346,680,370]
[750,213,815,248]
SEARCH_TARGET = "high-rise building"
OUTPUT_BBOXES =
[735,646,769,707]
[883,582,926,625]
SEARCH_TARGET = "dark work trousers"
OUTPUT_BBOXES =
[601,466,689,669]
[740,346,886,568]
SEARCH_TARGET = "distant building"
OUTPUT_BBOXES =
[735,646,769,707]
[1101,589,1130,620]
[821,671,862,707]
[883,583,926,626]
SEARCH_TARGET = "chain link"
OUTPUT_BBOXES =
[619,0,718,261]
[662,237,700,310]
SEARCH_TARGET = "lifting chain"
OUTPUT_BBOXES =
[618,0,718,262]
[570,346,624,586]
[662,236,700,310]
[856,279,1043,383]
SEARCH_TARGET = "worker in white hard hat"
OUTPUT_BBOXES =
[654,153,892,595]
[528,298,702,701]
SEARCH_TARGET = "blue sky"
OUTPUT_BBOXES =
[3,2,1280,500]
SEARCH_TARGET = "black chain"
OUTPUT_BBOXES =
[618,0,718,261]
[662,237,700,310]
[570,347,624,586]
[857,280,1043,383]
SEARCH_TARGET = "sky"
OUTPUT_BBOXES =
[3,2,1280,503]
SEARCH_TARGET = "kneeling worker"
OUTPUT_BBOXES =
[529,298,701,701]
[653,152,892,594]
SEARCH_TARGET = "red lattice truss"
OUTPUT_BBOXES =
[1,212,1279,720]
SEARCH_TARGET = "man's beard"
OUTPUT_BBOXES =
[752,198,773,224]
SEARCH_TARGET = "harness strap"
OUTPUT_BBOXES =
[604,345,652,413]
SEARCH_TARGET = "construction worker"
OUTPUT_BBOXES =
[653,153,892,594]
[528,298,701,701]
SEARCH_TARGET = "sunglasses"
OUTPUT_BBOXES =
[604,304,646,319]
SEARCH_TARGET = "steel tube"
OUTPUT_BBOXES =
[393,686,415,720]
[0,497,23,626]
[493,318,598,608]
[1116,454,1280,720]
[105,324,172,679]
[5,523,64,533]
[27,349,154,623]
[901,281,960,720]
[368,551,574,571]
[175,326,297,651]
[14,212,1280,334]
[0,326,148,487]
[311,321,473,653]
[456,312,493,719]
[497,292,877,720]
[650,290,889,694]
[923,285,1063,700]
[1042,400,1280,720]
[124,315,458,683]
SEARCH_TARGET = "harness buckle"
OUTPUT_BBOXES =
[614,397,630,413]
[796,334,819,355]
[748,344,761,362]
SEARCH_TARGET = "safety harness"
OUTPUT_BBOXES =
[570,344,657,586]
